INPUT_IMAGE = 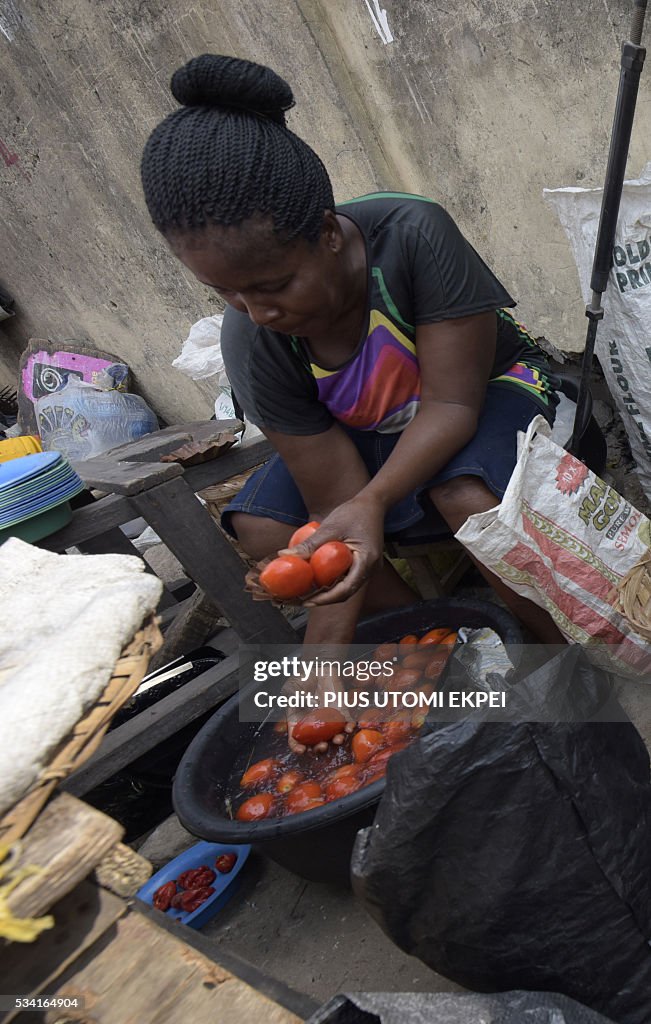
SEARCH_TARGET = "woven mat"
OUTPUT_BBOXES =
[0,616,163,845]
[614,551,651,641]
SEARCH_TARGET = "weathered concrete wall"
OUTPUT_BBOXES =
[1,0,649,421]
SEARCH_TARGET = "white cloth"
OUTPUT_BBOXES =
[0,539,163,816]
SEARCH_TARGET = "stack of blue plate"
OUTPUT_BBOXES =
[0,451,86,544]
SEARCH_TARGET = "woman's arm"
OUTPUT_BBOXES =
[295,310,497,604]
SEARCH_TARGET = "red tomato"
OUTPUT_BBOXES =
[240,757,281,788]
[325,774,362,801]
[310,542,353,587]
[391,668,423,691]
[152,880,176,911]
[276,770,304,794]
[288,521,321,547]
[328,763,361,781]
[177,866,216,889]
[285,781,324,814]
[425,651,451,679]
[401,650,433,670]
[418,628,453,645]
[383,719,413,744]
[367,742,408,769]
[259,556,314,599]
[236,792,276,821]
[215,853,237,874]
[439,631,458,645]
[352,728,385,763]
[273,720,288,734]
[373,643,399,661]
[399,634,419,646]
[292,709,346,746]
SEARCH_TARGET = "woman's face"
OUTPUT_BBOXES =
[169,213,356,338]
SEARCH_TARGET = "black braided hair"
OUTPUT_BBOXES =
[141,54,335,244]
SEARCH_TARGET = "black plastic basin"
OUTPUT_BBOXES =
[173,598,523,885]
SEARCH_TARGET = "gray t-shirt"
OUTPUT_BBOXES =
[221,192,556,435]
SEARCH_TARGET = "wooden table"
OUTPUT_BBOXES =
[1,794,316,1024]
[38,422,298,647]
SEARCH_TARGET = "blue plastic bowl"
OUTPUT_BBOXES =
[136,840,250,929]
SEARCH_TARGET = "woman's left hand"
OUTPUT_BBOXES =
[280,493,386,605]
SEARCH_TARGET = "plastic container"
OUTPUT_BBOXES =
[173,599,523,885]
[136,840,250,929]
[0,435,42,462]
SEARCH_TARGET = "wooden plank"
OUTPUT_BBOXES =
[42,911,303,1024]
[131,477,298,645]
[184,435,272,491]
[135,901,319,1022]
[102,420,242,463]
[37,492,135,550]
[72,455,183,495]
[0,881,125,1024]
[93,842,152,898]
[6,794,123,921]
[63,655,242,796]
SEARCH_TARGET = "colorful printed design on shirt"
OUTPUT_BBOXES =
[495,309,555,407]
[310,310,421,433]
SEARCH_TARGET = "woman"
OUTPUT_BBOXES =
[140,53,563,674]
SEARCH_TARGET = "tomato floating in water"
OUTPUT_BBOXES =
[288,521,321,547]
[285,781,325,814]
[383,719,414,745]
[401,650,434,670]
[215,853,237,874]
[259,555,314,599]
[276,769,304,793]
[391,668,423,691]
[439,631,458,645]
[236,792,276,821]
[325,774,362,801]
[240,757,281,788]
[418,628,453,645]
[399,634,419,647]
[328,762,361,781]
[292,709,347,746]
[310,542,353,587]
[352,728,385,763]
[373,643,399,661]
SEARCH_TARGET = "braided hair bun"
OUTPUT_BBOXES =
[141,53,334,242]
[171,54,295,126]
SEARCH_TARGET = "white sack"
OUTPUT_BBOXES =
[456,416,651,679]
[544,163,651,501]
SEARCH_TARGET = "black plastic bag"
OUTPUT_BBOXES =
[351,646,651,1024]
[308,990,617,1024]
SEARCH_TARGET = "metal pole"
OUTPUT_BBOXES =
[568,2,647,456]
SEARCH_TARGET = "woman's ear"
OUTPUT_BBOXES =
[321,209,344,253]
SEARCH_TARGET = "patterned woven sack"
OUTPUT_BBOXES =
[457,416,651,678]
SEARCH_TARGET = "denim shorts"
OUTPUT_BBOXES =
[221,384,555,541]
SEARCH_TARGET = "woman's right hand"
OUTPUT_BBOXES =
[282,665,355,755]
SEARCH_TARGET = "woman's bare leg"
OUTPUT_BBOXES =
[428,476,566,644]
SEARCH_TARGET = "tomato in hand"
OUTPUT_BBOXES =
[288,521,321,547]
[310,542,353,587]
[352,728,384,763]
[240,757,281,788]
[292,709,347,746]
[276,769,304,793]
[259,555,314,599]
[236,792,276,821]
[215,853,237,874]
[285,781,325,814]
